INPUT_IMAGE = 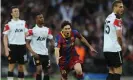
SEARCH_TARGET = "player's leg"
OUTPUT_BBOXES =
[59,66,68,80]
[36,65,42,80]
[112,51,123,80]
[74,63,83,80]
[18,64,25,80]
[7,45,17,80]
[104,52,115,80]
[17,45,27,80]
[41,55,50,80]
[32,54,43,80]
[8,63,15,80]
[107,67,114,80]
[113,66,122,80]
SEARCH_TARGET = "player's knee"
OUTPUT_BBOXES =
[8,64,15,72]
[74,64,82,74]
[18,72,24,78]
[114,66,122,74]
[109,67,114,74]
[18,65,24,72]
[75,68,82,74]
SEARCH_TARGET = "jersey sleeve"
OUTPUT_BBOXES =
[3,24,10,35]
[47,29,53,40]
[55,35,61,48]
[73,30,82,39]
[113,19,122,30]
[26,29,33,40]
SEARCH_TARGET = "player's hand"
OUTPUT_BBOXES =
[90,46,98,53]
[56,56,62,65]
[33,53,39,59]
[5,48,10,57]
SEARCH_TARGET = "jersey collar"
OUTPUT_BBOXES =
[35,24,44,28]
[11,19,20,22]
[61,31,66,38]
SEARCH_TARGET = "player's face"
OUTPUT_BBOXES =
[36,14,44,24]
[11,8,19,18]
[62,25,72,38]
[115,3,124,15]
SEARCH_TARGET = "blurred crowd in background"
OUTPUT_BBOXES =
[1,0,133,77]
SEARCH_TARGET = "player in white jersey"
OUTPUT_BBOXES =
[26,12,54,80]
[3,6,28,80]
[103,1,124,80]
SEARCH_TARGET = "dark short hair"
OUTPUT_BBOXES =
[10,6,19,13]
[34,12,42,19]
[112,0,123,9]
[61,21,72,29]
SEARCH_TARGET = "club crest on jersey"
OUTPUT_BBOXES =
[15,29,23,32]
[37,36,46,41]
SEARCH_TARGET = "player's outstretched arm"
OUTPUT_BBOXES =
[3,35,10,56]
[80,34,97,53]
[26,40,39,58]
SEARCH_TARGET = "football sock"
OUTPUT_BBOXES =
[7,71,14,80]
[113,74,121,80]
[43,74,49,80]
[106,73,113,80]
[36,74,42,80]
[76,73,83,80]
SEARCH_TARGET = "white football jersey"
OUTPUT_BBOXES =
[26,24,53,55]
[103,12,123,52]
[3,19,28,45]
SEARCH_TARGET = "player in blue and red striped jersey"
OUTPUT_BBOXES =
[55,21,97,80]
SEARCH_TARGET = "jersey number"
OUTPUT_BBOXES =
[105,21,110,34]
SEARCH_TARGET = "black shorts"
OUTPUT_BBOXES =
[33,55,49,70]
[104,51,123,67]
[8,44,27,64]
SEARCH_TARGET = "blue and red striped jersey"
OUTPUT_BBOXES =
[55,30,82,60]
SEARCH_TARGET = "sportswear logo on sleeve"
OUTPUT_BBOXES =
[4,24,10,31]
[28,29,33,36]
[114,19,122,27]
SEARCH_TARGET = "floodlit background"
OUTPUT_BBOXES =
[1,0,133,80]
